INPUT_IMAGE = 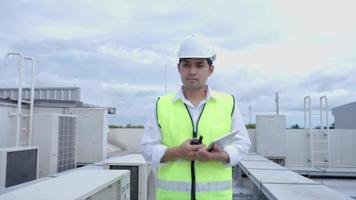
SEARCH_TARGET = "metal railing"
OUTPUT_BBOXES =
[4,52,36,147]
[304,96,313,166]
[320,96,330,167]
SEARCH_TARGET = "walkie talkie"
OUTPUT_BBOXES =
[190,136,203,145]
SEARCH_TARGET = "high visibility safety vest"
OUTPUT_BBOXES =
[156,92,235,200]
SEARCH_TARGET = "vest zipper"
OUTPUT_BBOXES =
[183,103,206,200]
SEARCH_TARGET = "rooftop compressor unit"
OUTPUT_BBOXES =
[0,169,130,200]
[0,147,38,189]
[104,154,156,200]
[32,113,77,177]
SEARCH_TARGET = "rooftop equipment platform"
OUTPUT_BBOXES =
[239,153,353,200]
[289,167,356,177]
[0,170,130,200]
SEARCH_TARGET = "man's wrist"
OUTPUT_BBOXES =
[219,151,230,163]
[161,146,181,163]
[172,146,182,159]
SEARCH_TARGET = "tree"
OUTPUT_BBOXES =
[291,124,300,129]
[109,124,144,128]
[245,123,256,129]
[329,122,335,129]
[109,125,122,128]
[124,124,144,128]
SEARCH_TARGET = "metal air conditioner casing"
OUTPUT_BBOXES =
[0,147,38,189]
[104,154,156,200]
[67,108,108,165]
[0,170,130,200]
[32,113,77,178]
[256,115,286,157]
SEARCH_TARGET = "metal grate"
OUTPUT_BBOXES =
[86,180,122,200]
[110,165,139,200]
[57,116,77,173]
[5,149,37,187]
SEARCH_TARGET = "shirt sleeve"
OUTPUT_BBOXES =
[222,101,251,166]
[140,106,167,166]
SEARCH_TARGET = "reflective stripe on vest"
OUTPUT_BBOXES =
[158,180,232,192]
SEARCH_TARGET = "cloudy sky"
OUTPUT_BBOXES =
[1,0,356,127]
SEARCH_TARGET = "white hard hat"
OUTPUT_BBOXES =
[177,34,216,61]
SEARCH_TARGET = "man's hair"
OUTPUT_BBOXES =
[179,58,213,66]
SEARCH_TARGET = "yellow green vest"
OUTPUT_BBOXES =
[156,92,235,200]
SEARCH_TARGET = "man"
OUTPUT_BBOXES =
[141,34,251,200]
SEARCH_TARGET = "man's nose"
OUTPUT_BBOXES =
[188,67,197,75]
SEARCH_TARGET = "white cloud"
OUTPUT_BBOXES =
[1,0,356,126]
[274,0,356,37]
[97,45,161,65]
[215,40,328,76]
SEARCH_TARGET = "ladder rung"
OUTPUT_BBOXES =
[313,140,328,143]
[22,100,31,104]
[313,161,328,164]
[313,151,329,154]
[8,112,18,117]
[8,113,31,117]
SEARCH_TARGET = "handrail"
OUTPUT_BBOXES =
[320,96,330,167]
[24,56,36,146]
[5,52,24,147]
[304,96,311,132]
[320,96,329,131]
[304,96,313,167]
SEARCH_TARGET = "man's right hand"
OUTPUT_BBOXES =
[178,139,205,161]
[161,139,205,162]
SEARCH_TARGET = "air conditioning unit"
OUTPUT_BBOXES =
[256,115,286,157]
[0,147,38,189]
[68,108,108,165]
[32,113,77,178]
[0,169,130,200]
[104,154,156,200]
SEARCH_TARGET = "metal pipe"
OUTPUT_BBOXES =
[304,96,313,167]
[248,106,252,124]
[304,96,311,131]
[320,97,322,130]
[5,52,24,147]
[24,56,36,146]
[320,96,329,131]
[320,96,329,130]
[275,92,279,115]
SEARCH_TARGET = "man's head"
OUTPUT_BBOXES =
[177,58,214,90]
[177,34,216,90]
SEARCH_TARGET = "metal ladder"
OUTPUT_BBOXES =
[5,53,36,147]
[316,96,330,167]
[304,95,330,168]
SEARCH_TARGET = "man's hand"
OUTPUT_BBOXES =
[196,144,230,163]
[178,139,205,161]
[161,139,205,162]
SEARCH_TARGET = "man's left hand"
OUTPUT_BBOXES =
[196,144,230,163]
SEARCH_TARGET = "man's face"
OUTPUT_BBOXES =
[177,58,214,90]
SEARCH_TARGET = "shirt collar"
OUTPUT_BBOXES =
[173,85,217,103]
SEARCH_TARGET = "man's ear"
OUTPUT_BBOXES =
[209,65,214,75]
[177,63,181,72]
